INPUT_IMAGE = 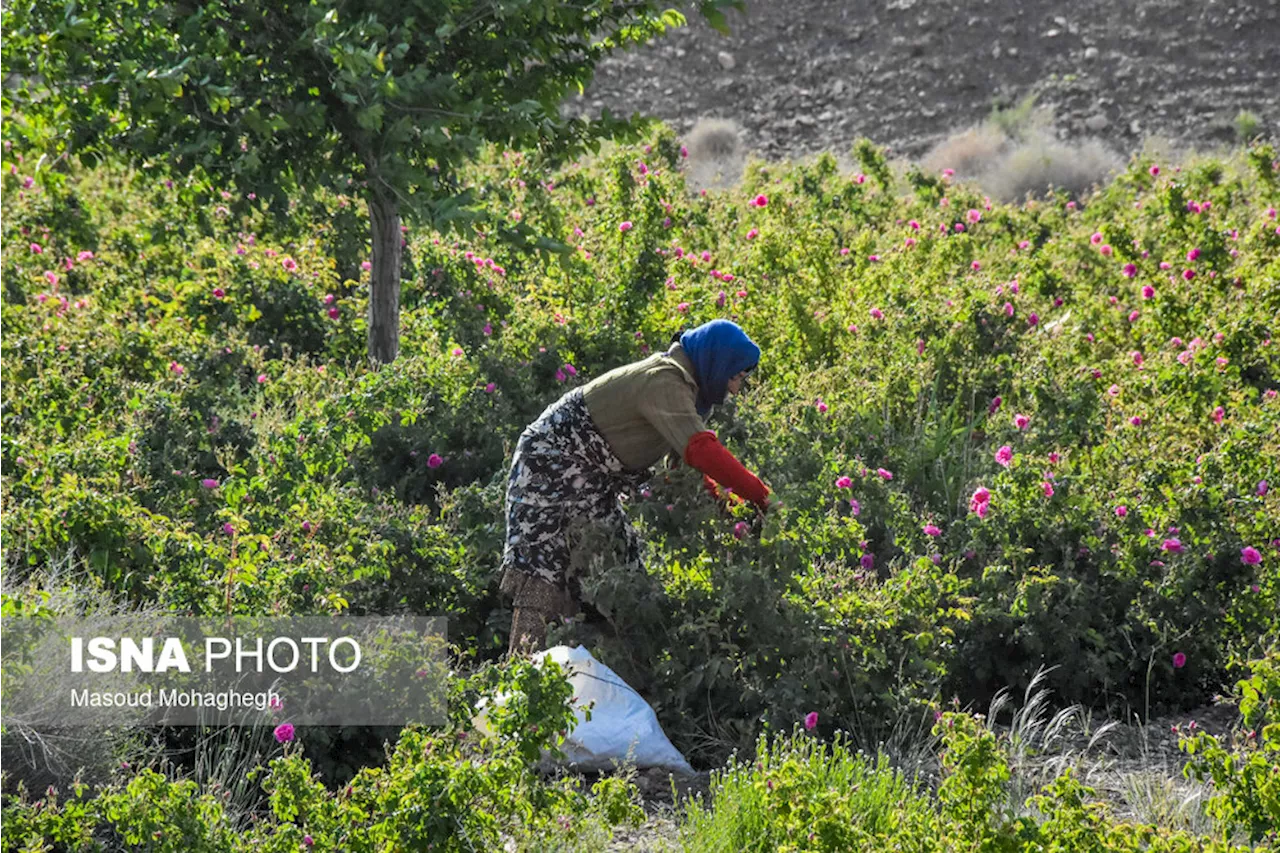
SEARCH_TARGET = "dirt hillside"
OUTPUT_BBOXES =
[564,0,1280,163]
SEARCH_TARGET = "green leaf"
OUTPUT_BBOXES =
[356,103,384,131]
[702,9,729,35]
[530,235,572,255]
[661,9,687,28]
[65,19,95,39]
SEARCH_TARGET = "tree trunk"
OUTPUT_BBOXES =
[367,191,402,365]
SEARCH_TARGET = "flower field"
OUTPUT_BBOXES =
[2,131,1278,849]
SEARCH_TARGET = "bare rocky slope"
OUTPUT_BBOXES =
[564,0,1280,164]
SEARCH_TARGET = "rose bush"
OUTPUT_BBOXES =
[2,131,1277,777]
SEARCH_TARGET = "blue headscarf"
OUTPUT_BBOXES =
[678,319,761,417]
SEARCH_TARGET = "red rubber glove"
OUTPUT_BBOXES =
[702,474,725,501]
[684,431,770,507]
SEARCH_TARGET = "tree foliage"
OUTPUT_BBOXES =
[3,0,743,361]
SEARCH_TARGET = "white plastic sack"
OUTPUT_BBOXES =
[473,644,694,775]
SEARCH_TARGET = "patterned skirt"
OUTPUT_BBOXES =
[499,389,648,605]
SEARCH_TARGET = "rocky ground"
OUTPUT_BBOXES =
[563,0,1280,164]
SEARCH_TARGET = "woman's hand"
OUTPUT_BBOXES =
[683,431,769,506]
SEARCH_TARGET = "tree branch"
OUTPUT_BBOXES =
[381,103,476,120]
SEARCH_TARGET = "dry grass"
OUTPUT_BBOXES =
[1119,768,1214,834]
[976,667,1223,837]
[1,555,167,791]
[983,667,1119,813]
[982,128,1125,203]
[682,118,746,192]
[1136,132,1188,168]
[920,123,1010,181]
[920,99,1125,203]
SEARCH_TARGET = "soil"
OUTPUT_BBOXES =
[562,0,1280,163]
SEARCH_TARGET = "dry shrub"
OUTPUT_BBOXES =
[1137,133,1186,166]
[981,128,1125,203]
[1136,132,1242,175]
[685,117,743,161]
[683,117,746,192]
[920,124,1011,180]
[921,98,1124,203]
[1,561,165,792]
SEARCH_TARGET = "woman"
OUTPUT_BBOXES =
[500,319,771,654]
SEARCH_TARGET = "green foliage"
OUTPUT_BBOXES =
[6,129,1280,714]
[1181,723,1280,846]
[1233,111,1261,143]
[1247,142,1278,189]
[1238,648,1280,731]
[854,138,893,194]
[0,591,57,726]
[1,658,642,852]
[1180,650,1280,845]
[2,128,1279,840]
[2,0,745,241]
[935,712,1019,847]
[680,715,1266,851]
[3,0,748,361]
[679,726,934,852]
